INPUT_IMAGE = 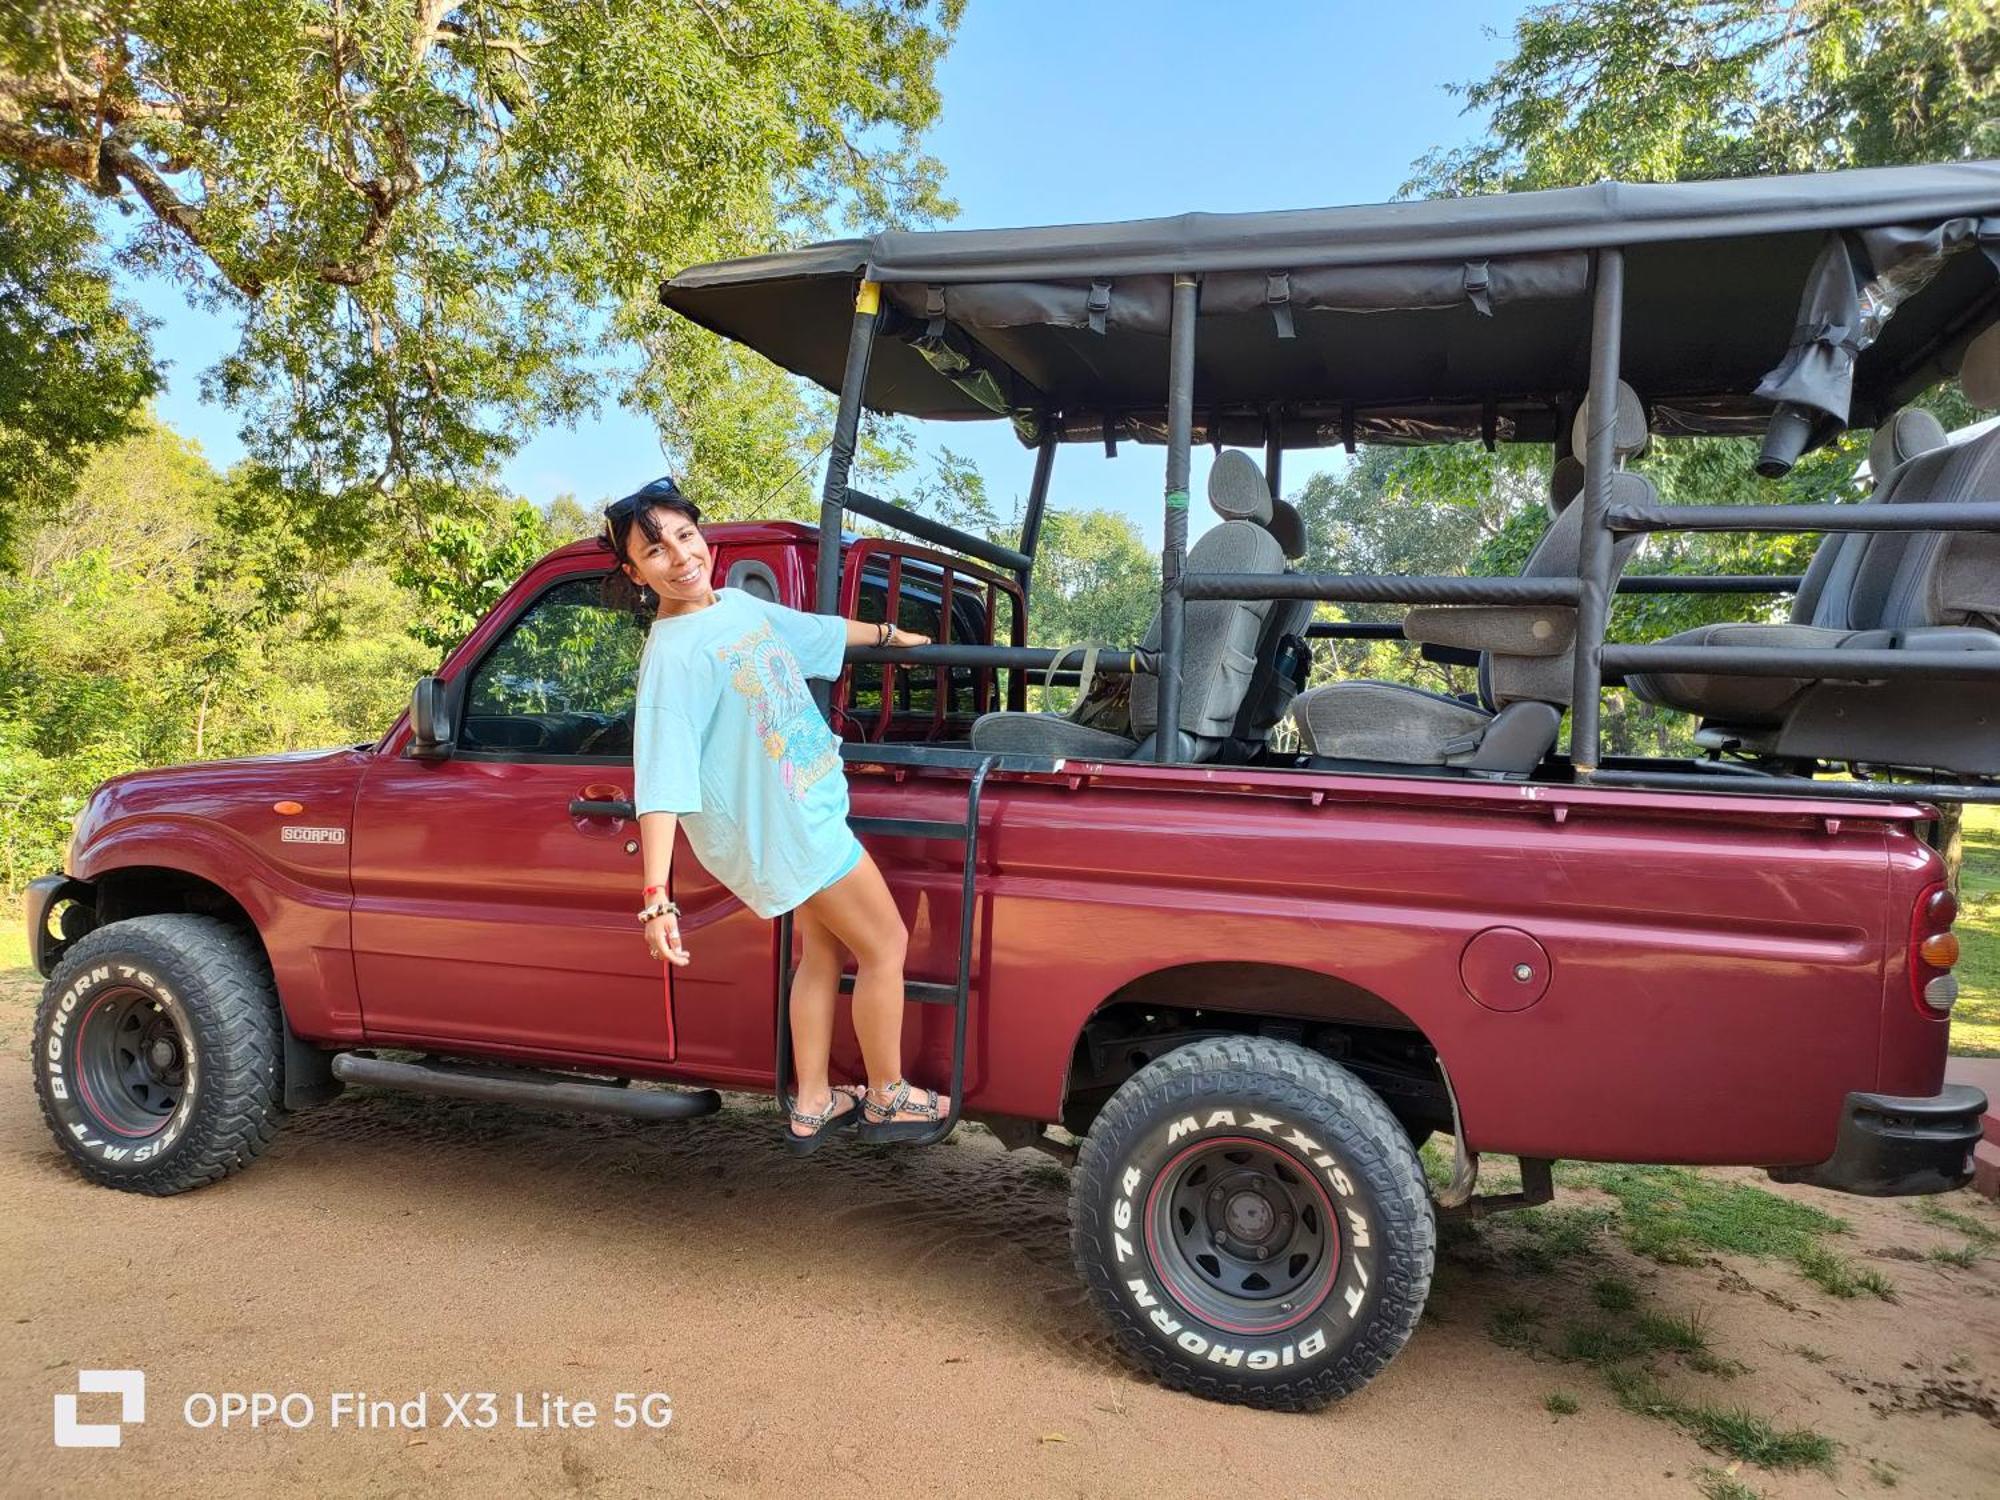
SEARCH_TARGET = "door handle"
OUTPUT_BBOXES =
[570,797,636,818]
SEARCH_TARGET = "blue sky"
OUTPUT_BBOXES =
[126,0,1519,553]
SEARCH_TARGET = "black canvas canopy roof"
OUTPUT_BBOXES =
[661,162,2000,449]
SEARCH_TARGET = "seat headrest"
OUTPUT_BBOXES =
[1570,380,1648,462]
[1208,450,1275,524]
[1962,320,2000,410]
[1548,456,1585,517]
[1866,408,1947,481]
[1265,498,1306,560]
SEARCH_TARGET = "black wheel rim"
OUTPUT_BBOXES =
[75,990,188,1138]
[1144,1135,1340,1336]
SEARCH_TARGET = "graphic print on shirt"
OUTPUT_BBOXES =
[715,619,840,801]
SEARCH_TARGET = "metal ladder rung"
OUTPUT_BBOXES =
[835,973,959,1006]
[848,814,968,841]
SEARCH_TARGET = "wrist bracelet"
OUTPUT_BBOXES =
[637,899,681,924]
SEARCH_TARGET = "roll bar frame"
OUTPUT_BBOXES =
[808,259,2000,805]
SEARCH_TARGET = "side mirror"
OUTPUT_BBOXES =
[408,675,457,761]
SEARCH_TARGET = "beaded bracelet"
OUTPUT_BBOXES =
[637,898,681,924]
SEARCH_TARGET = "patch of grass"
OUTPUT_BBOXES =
[1487,1300,1544,1351]
[1867,1456,1903,1488]
[1693,1468,1765,1500]
[1505,1204,1614,1270]
[1021,1160,1071,1192]
[1686,1347,1749,1380]
[1569,1163,1847,1266]
[1926,1243,1984,1269]
[1794,1245,1896,1301]
[1607,1368,1835,1474]
[1634,1309,1711,1355]
[1543,1390,1580,1416]
[1912,1200,2000,1247]
[1952,804,1998,1057]
[1591,1274,1639,1312]
[1556,1318,1649,1366]
[1783,1343,1830,1364]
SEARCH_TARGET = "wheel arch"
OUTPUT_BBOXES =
[43,864,341,1110]
[1056,960,1456,1144]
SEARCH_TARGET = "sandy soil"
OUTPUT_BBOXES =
[2,966,1997,1500]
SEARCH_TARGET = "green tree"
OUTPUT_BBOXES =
[0,169,157,569]
[0,0,963,576]
[0,420,437,890]
[1410,0,1999,193]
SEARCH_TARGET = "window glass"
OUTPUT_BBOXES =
[458,575,643,756]
[947,583,989,717]
[897,579,942,717]
[850,559,891,718]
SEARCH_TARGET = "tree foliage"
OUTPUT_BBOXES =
[0,168,157,568]
[0,0,963,575]
[1409,0,1999,194]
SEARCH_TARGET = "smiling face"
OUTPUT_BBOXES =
[618,502,714,615]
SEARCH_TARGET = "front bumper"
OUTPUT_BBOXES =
[24,872,91,979]
[1768,1086,1986,1197]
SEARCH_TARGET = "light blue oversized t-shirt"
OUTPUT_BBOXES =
[632,588,864,919]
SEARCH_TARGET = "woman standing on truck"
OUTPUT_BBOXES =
[601,477,945,1153]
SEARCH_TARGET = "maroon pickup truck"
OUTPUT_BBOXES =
[36,162,2000,1412]
[25,517,1979,1410]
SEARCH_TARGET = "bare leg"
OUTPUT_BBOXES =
[785,904,857,1135]
[797,847,947,1125]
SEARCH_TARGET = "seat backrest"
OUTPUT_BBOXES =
[1221,496,1316,756]
[1790,407,1947,627]
[1129,451,1287,757]
[1482,472,1651,707]
[1483,381,1650,710]
[1837,325,2000,632]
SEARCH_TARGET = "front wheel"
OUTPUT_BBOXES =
[1069,1036,1434,1410]
[33,914,286,1195]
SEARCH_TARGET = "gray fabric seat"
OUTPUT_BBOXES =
[1627,322,2000,775]
[969,451,1286,760]
[1220,495,1317,759]
[1289,383,1653,773]
[1623,409,1949,727]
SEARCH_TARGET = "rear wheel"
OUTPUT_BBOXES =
[34,914,285,1195]
[1069,1036,1434,1410]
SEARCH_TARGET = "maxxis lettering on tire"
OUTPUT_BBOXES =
[1070,1036,1435,1411]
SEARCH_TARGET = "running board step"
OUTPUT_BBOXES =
[330,1053,722,1120]
[834,974,960,1005]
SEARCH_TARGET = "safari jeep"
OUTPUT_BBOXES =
[29,160,1998,1409]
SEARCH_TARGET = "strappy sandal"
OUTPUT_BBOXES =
[785,1084,862,1157]
[857,1078,949,1144]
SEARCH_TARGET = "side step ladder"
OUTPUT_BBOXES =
[775,755,998,1146]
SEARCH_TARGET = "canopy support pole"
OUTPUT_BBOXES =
[813,280,880,715]
[1010,432,1058,712]
[1156,274,1198,764]
[1570,248,1624,781]
[1263,408,1283,501]
[1018,432,1056,588]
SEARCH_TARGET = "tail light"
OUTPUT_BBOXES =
[1910,883,1960,1017]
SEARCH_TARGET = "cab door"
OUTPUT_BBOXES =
[349,569,761,1077]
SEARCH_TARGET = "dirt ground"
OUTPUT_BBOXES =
[2,968,1997,1500]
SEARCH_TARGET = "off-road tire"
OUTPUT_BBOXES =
[1070,1036,1434,1410]
[33,914,285,1195]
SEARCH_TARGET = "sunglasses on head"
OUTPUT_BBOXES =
[602,476,688,544]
